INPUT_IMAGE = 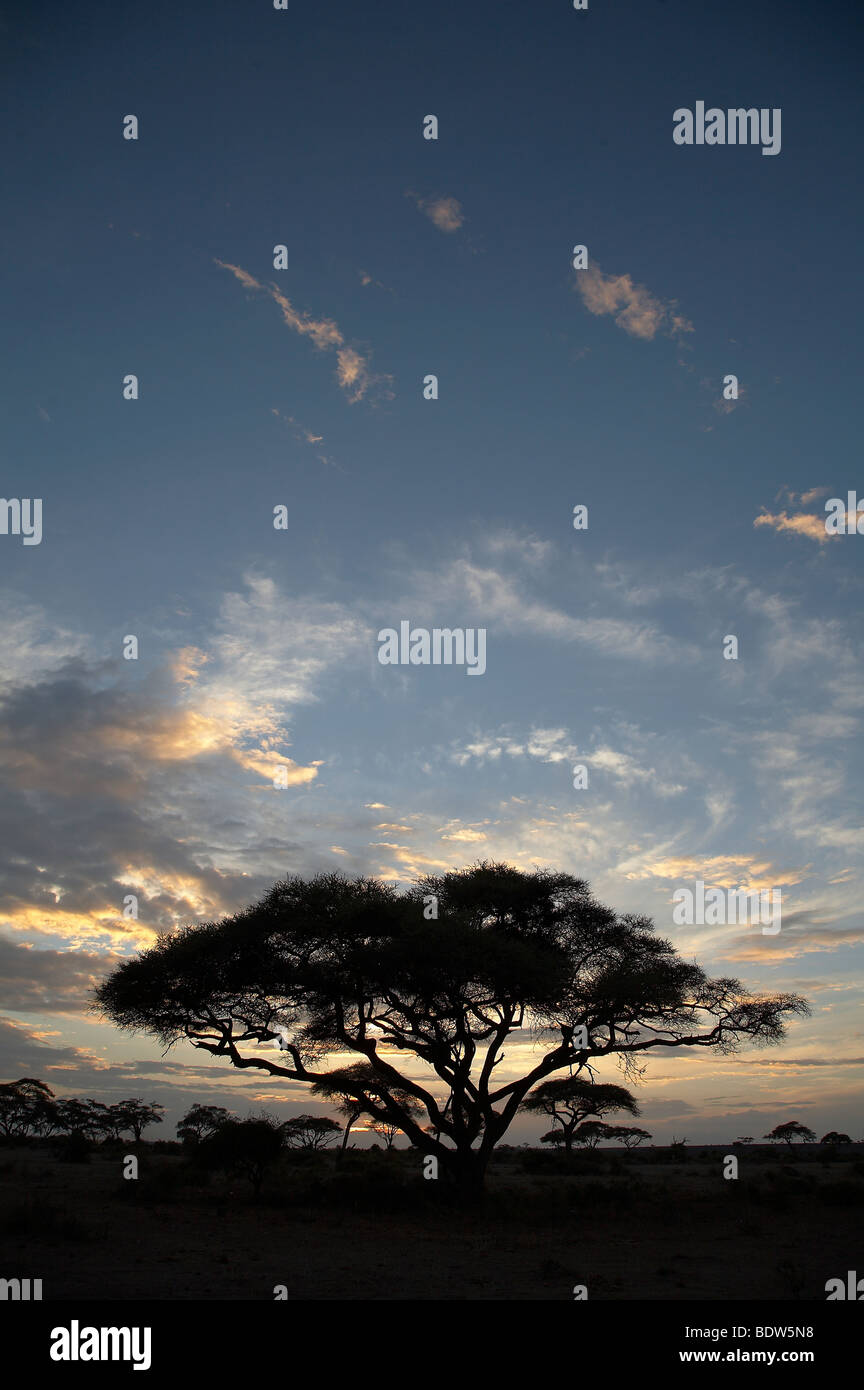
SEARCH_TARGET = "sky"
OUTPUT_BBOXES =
[1,0,862,1147]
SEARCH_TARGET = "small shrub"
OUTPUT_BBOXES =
[53,1132,92,1163]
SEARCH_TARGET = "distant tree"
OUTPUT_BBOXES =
[611,1125,653,1149]
[764,1122,817,1146]
[820,1131,852,1145]
[0,1079,57,1137]
[94,863,810,1196]
[523,1078,640,1153]
[280,1114,342,1151]
[735,1136,754,1145]
[310,1063,423,1156]
[574,1120,618,1149]
[110,1099,165,1142]
[198,1117,283,1197]
[539,1128,566,1147]
[176,1104,233,1145]
[365,1112,421,1150]
[55,1098,112,1140]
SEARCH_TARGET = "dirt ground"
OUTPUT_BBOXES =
[2,1144,861,1300]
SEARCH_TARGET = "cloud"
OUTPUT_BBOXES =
[358,269,393,294]
[714,382,747,414]
[215,260,390,403]
[402,558,688,662]
[0,937,121,1014]
[214,261,262,293]
[272,411,334,468]
[753,509,833,544]
[407,192,465,234]
[622,853,808,891]
[0,587,352,948]
[0,600,90,695]
[744,1056,864,1068]
[575,262,693,341]
[208,574,371,708]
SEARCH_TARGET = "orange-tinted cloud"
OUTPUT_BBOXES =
[216,259,388,402]
[576,263,693,341]
[408,192,465,233]
[753,510,834,543]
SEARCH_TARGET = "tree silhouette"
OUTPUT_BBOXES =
[94,863,809,1195]
[522,1077,639,1152]
[177,1104,234,1145]
[54,1098,112,1140]
[280,1114,342,1150]
[539,1128,567,1146]
[198,1117,283,1198]
[610,1125,652,1148]
[764,1121,817,1145]
[309,1062,422,1155]
[0,1079,57,1137]
[820,1131,852,1145]
[365,1116,413,1150]
[108,1099,164,1142]
[573,1120,617,1149]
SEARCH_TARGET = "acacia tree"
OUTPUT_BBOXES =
[309,1063,422,1155]
[539,1128,566,1147]
[54,1098,112,1140]
[280,1115,343,1150]
[94,864,809,1196]
[574,1120,617,1149]
[366,1115,418,1150]
[611,1125,652,1149]
[522,1078,640,1153]
[764,1121,817,1145]
[110,1099,165,1142]
[177,1104,234,1145]
[0,1079,57,1137]
[198,1117,283,1198]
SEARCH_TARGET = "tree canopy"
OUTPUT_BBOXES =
[280,1114,343,1150]
[94,862,809,1191]
[764,1121,817,1145]
[522,1077,639,1151]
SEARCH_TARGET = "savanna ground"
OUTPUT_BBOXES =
[2,1140,862,1301]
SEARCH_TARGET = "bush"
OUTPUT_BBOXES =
[53,1132,91,1163]
[196,1118,284,1198]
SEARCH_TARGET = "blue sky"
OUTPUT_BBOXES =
[1,0,862,1145]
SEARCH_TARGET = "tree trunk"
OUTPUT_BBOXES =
[445,1148,488,1204]
[338,1110,359,1161]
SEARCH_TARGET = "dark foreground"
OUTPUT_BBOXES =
[2,1142,862,1301]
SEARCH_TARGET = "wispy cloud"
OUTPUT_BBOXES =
[401,556,688,663]
[271,409,335,468]
[215,260,390,403]
[754,509,833,544]
[407,191,465,234]
[575,262,693,341]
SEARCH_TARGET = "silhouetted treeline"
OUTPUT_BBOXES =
[0,1078,163,1141]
